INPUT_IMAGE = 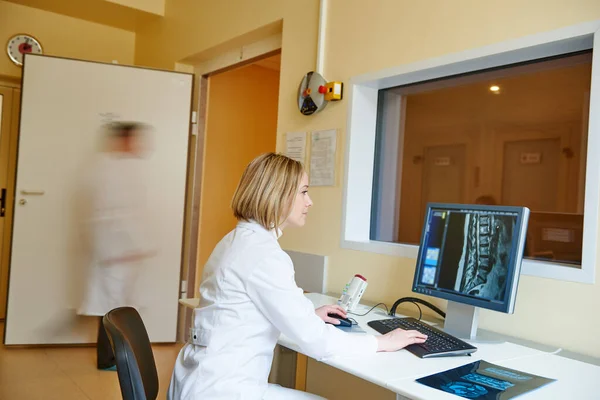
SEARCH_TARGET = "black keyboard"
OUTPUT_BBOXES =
[367,317,477,358]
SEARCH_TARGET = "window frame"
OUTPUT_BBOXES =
[341,21,600,284]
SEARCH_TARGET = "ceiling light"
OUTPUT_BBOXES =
[489,85,500,92]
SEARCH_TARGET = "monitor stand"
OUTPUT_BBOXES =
[442,301,502,344]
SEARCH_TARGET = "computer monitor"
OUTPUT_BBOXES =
[412,203,530,340]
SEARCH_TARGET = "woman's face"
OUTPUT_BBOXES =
[281,173,313,229]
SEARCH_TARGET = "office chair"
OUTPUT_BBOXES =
[103,307,159,400]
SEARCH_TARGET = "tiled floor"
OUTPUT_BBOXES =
[0,322,184,400]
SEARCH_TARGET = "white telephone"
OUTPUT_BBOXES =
[337,274,368,312]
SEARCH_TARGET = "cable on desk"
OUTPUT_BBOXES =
[389,297,446,319]
[549,347,563,355]
[408,301,423,321]
[348,302,389,317]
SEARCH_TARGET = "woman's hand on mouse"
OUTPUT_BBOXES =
[315,304,347,324]
[376,328,428,352]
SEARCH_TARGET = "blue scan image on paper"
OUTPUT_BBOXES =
[440,381,488,399]
[484,368,532,382]
[462,373,514,391]
[416,360,556,399]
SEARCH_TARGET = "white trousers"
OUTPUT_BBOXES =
[263,384,326,399]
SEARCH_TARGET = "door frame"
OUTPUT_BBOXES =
[178,34,282,336]
[175,27,288,386]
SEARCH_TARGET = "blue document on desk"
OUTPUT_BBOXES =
[416,360,555,399]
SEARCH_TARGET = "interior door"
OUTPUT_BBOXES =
[421,144,467,219]
[4,55,193,345]
[501,138,561,211]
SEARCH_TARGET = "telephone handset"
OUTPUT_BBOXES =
[337,274,368,312]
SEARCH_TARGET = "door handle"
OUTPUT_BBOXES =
[20,190,45,195]
[0,188,5,217]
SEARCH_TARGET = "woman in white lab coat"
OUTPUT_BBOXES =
[77,122,153,370]
[168,153,427,399]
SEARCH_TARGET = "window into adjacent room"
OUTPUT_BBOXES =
[370,51,592,269]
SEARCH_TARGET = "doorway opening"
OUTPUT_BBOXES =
[0,80,20,321]
[179,51,282,340]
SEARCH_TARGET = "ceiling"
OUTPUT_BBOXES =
[401,52,593,129]
[4,0,161,32]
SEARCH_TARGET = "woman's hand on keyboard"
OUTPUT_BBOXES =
[376,328,427,352]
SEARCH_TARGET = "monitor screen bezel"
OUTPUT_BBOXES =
[412,202,530,314]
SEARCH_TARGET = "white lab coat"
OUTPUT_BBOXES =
[77,152,149,316]
[168,220,378,400]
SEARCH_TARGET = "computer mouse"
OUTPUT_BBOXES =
[327,313,353,327]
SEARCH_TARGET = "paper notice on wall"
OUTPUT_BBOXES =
[310,129,337,186]
[285,132,307,164]
[542,227,574,243]
[98,112,120,123]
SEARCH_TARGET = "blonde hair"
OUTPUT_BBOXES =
[231,153,305,231]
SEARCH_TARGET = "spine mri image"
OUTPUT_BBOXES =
[454,213,515,300]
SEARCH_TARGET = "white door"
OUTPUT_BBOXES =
[421,144,467,218]
[4,55,192,345]
[501,138,562,211]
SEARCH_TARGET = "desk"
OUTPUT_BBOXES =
[179,294,599,399]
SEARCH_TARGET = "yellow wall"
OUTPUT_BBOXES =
[197,64,279,278]
[0,0,135,78]
[135,0,600,359]
[134,0,284,71]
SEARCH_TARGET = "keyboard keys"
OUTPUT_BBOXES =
[367,317,477,358]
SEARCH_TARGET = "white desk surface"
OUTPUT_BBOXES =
[279,294,551,390]
[179,293,599,399]
[386,353,600,400]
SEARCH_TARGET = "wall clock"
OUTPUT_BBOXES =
[6,34,43,66]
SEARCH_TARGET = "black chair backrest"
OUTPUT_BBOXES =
[103,307,159,400]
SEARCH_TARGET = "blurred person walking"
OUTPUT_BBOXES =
[77,122,154,370]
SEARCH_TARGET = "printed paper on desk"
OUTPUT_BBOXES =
[310,129,337,186]
[285,132,307,164]
[416,360,556,399]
